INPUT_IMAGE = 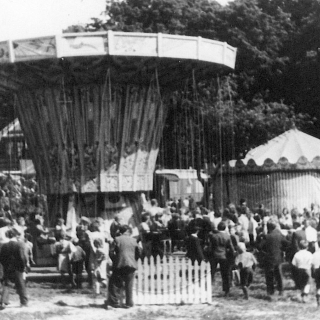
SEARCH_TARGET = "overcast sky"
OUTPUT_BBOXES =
[0,0,231,42]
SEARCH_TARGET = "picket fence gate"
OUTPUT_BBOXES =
[134,255,212,305]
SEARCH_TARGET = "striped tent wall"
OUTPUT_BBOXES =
[213,171,320,214]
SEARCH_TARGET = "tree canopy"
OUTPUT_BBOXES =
[82,0,320,169]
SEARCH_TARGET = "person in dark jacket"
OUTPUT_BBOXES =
[185,226,205,265]
[110,214,121,239]
[107,225,141,308]
[0,227,28,309]
[168,213,186,251]
[290,221,307,287]
[261,219,290,296]
[292,223,307,256]
[208,221,235,296]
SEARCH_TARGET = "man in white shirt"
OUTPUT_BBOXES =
[305,220,318,253]
[148,199,163,217]
[292,240,313,302]
[238,207,249,233]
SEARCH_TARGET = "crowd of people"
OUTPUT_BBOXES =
[0,210,141,310]
[1,196,320,309]
[139,198,320,303]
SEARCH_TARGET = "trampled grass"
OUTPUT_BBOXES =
[1,264,319,320]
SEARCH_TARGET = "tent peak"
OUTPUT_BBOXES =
[233,129,320,167]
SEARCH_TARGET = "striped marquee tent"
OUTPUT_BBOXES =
[213,128,320,214]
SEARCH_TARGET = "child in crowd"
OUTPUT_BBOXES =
[24,233,35,271]
[92,238,108,295]
[235,242,257,299]
[292,240,313,303]
[55,231,73,286]
[228,225,240,286]
[55,218,67,241]
[69,238,86,289]
[312,237,320,306]
[16,216,27,239]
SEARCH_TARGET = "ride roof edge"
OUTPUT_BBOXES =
[0,31,237,91]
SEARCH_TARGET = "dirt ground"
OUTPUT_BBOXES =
[0,267,319,320]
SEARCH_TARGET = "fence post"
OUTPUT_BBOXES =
[135,255,212,305]
[137,258,143,304]
[206,262,212,303]
[200,261,206,303]
[156,255,162,304]
[150,257,155,304]
[143,256,149,304]
[181,257,187,304]
[194,261,200,303]
[187,259,193,303]
[169,255,174,303]
[175,257,180,304]
[163,255,169,304]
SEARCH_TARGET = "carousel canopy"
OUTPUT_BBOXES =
[0,31,237,91]
[229,128,320,171]
[0,32,237,195]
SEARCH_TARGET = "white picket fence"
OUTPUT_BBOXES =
[134,256,212,305]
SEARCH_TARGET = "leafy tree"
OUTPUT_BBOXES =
[81,0,319,206]
[85,0,314,155]
[91,0,295,102]
[91,0,222,36]
[161,76,314,170]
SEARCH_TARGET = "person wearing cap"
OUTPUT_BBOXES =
[80,216,91,225]
[0,227,28,309]
[107,225,141,308]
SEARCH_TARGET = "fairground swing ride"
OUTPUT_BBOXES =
[156,75,238,211]
[0,31,236,232]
